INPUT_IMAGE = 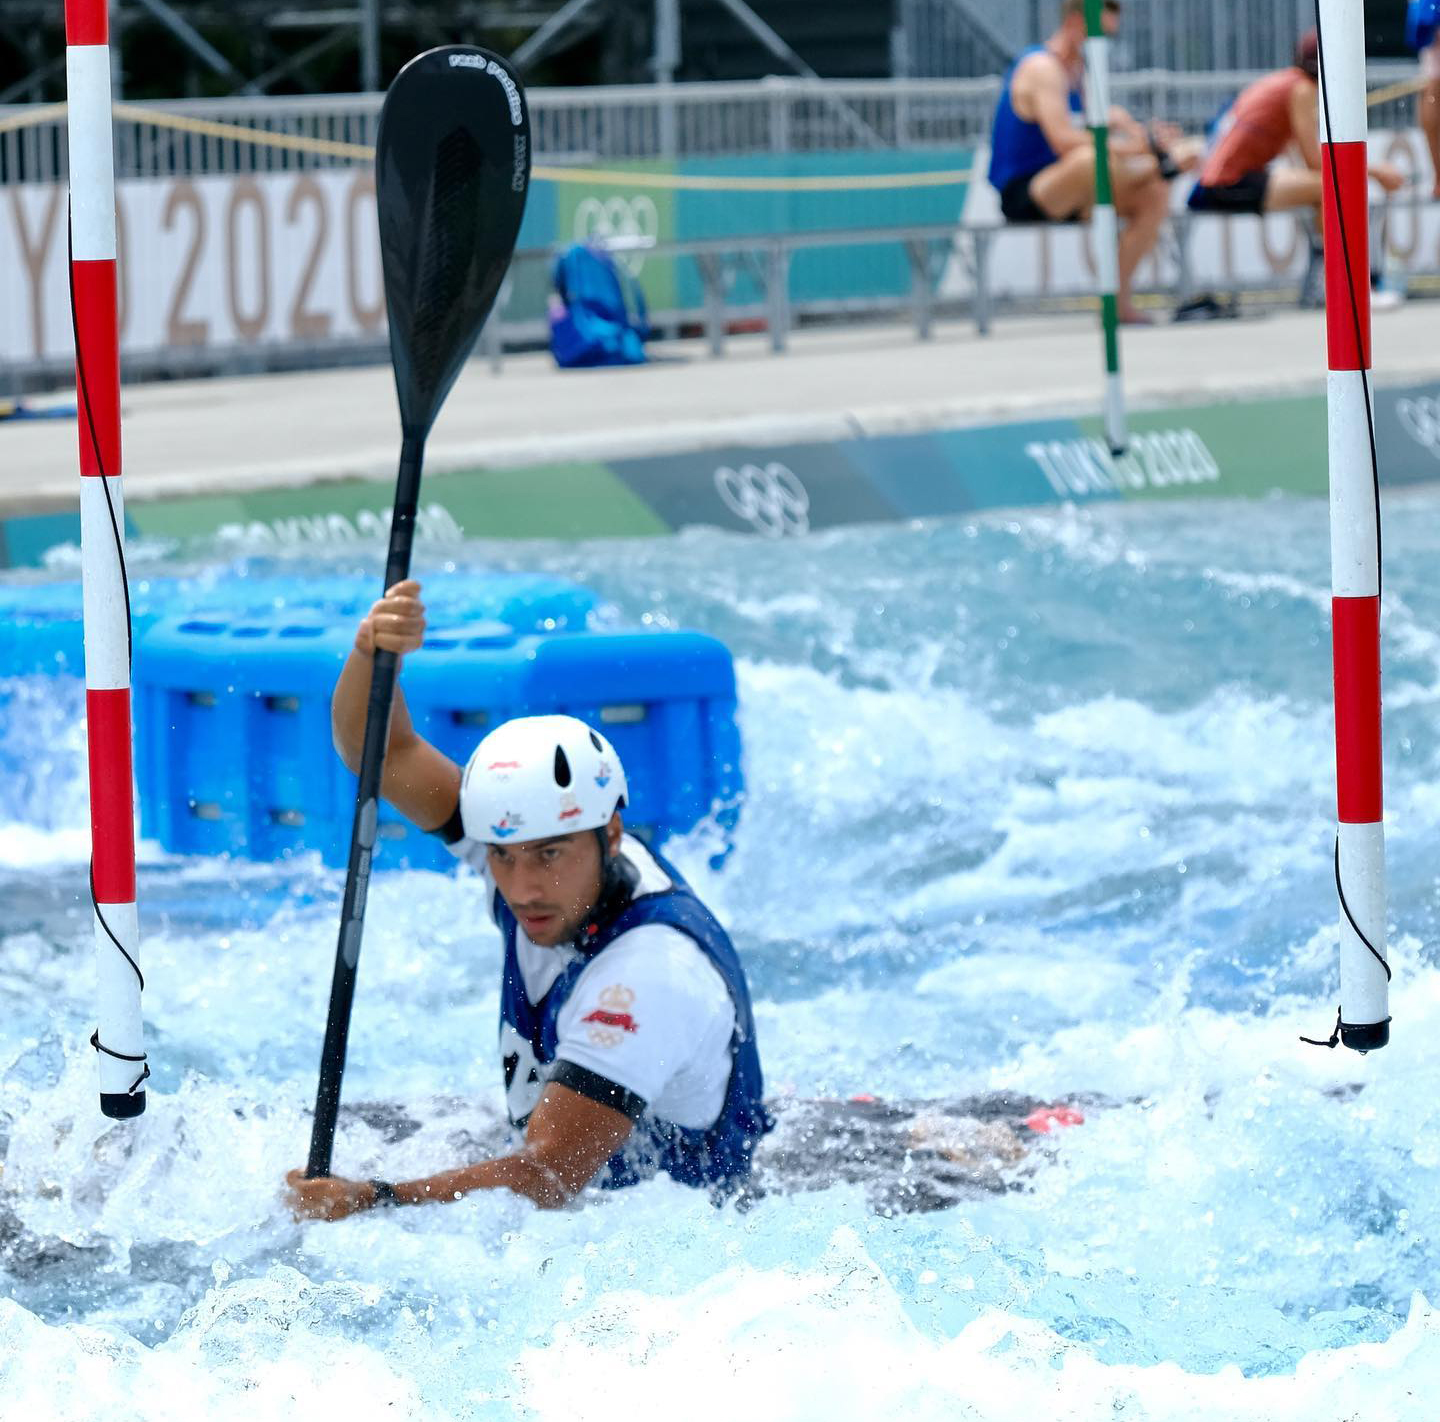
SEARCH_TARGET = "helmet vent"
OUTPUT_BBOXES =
[553,746,572,787]
[589,730,604,752]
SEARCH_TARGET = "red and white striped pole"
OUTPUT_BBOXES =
[65,0,148,1113]
[1319,0,1389,1052]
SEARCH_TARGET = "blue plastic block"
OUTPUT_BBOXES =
[2,570,740,870]
[0,571,597,682]
[134,614,354,863]
[132,612,742,873]
[397,626,741,870]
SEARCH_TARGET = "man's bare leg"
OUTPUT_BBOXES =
[1421,79,1440,199]
[1111,156,1167,322]
[1029,147,1175,322]
[1028,145,1096,221]
[1032,148,1165,322]
[1263,167,1323,215]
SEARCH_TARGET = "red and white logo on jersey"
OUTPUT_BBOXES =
[582,984,638,1046]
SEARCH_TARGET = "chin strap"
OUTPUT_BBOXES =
[574,833,639,951]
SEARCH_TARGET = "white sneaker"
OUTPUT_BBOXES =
[1371,276,1406,311]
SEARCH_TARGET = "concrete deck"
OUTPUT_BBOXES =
[3,305,1438,516]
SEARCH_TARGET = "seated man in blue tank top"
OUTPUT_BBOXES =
[287,580,773,1220]
[988,0,1197,324]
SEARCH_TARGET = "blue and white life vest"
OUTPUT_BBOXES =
[495,847,773,1192]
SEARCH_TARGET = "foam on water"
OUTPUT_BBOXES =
[4,495,1440,1418]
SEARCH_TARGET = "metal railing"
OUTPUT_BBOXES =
[1,65,1426,187]
[479,195,1440,371]
[900,0,1339,78]
[7,193,1436,391]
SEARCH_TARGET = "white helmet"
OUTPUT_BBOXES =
[460,714,629,845]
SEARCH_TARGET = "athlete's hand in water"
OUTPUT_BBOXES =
[285,1168,377,1222]
[355,579,428,657]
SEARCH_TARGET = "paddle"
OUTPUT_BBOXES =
[306,45,531,1178]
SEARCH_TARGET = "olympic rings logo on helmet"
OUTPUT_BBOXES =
[713,461,811,538]
[1396,396,1440,460]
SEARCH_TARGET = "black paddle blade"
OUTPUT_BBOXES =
[375,46,531,436]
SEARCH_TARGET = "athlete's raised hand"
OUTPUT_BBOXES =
[356,579,428,657]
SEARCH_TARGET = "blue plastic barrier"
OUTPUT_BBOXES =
[132,612,742,872]
[0,570,598,679]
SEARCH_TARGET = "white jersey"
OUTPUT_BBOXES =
[449,833,737,1130]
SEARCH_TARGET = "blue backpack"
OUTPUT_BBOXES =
[1408,0,1440,51]
[549,244,650,369]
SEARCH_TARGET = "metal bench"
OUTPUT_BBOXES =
[481,194,1438,368]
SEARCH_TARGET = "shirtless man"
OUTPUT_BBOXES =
[987,0,1197,324]
[1188,31,1404,217]
[1420,26,1440,198]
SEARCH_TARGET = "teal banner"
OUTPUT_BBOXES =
[514,150,973,326]
[609,442,898,537]
[673,150,972,309]
[6,383,1440,567]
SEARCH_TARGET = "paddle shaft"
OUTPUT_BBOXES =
[306,430,426,1178]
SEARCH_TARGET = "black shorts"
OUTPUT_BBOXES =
[998,172,1082,226]
[1187,169,1270,215]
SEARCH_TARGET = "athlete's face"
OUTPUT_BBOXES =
[486,814,622,947]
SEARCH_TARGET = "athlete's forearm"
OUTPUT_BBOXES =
[331,646,418,773]
[1044,122,1091,157]
[1105,128,1150,158]
[389,1153,572,1211]
[1106,105,1147,149]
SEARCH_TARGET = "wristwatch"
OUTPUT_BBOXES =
[370,1179,401,1209]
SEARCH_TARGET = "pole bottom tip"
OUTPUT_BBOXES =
[100,1091,146,1119]
[1340,1019,1390,1054]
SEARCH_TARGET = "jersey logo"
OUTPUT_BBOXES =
[581,985,637,1046]
[580,1009,638,1032]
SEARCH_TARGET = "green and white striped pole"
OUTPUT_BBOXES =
[1083,0,1128,455]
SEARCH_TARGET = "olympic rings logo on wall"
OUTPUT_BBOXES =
[572,195,660,275]
[713,461,812,537]
[1396,396,1440,460]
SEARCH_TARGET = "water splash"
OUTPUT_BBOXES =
[5,496,1440,1414]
